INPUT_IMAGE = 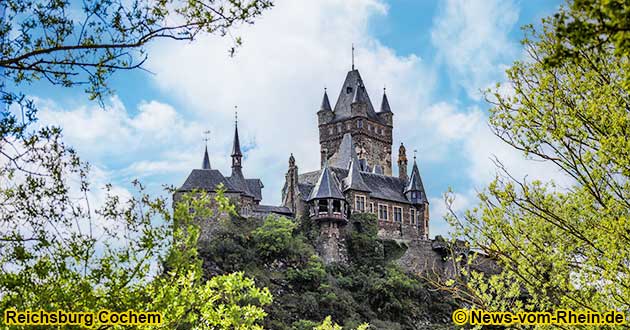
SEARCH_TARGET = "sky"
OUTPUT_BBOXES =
[31,0,571,238]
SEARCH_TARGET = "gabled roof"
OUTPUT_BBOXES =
[405,160,427,200]
[332,69,381,123]
[299,167,409,204]
[246,178,263,201]
[227,172,255,198]
[178,169,238,192]
[308,162,345,201]
[202,146,211,169]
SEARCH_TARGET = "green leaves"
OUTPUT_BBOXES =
[448,1,630,324]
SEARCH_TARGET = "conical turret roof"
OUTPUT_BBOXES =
[308,161,344,201]
[320,89,332,111]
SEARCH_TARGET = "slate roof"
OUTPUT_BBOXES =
[320,90,332,112]
[405,161,426,197]
[246,178,263,201]
[179,169,238,192]
[299,166,410,204]
[308,162,345,201]
[231,123,242,157]
[202,146,211,169]
[328,133,353,169]
[380,90,392,113]
[342,147,370,192]
[332,69,382,123]
[253,204,293,215]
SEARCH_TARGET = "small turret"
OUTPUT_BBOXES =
[377,88,393,126]
[404,156,427,204]
[398,142,408,182]
[317,88,334,125]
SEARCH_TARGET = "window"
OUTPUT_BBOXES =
[346,86,353,94]
[355,195,366,212]
[380,128,384,135]
[337,124,342,133]
[357,119,363,128]
[370,202,375,214]
[328,127,333,135]
[410,209,416,224]
[333,200,342,213]
[347,123,351,130]
[368,124,372,131]
[394,207,402,222]
[411,191,417,199]
[378,204,388,221]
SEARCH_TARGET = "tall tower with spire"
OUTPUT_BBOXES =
[317,66,394,175]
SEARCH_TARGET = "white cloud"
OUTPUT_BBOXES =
[147,0,437,204]
[431,0,519,99]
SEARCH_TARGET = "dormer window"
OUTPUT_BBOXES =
[357,120,363,128]
[346,86,353,94]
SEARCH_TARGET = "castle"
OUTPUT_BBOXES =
[176,66,462,271]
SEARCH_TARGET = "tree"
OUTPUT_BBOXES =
[446,3,630,322]
[0,0,275,328]
[544,0,630,87]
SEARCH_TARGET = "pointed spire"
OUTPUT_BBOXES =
[405,157,427,203]
[231,110,242,158]
[380,87,392,113]
[320,88,332,111]
[308,158,344,201]
[202,146,211,169]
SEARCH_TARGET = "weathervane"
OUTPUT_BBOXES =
[203,130,211,146]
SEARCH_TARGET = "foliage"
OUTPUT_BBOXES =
[199,212,457,329]
[544,0,630,87]
[446,3,630,325]
[0,0,273,101]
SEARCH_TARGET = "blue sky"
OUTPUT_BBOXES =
[32,0,569,237]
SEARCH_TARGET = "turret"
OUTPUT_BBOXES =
[377,88,393,126]
[404,157,427,204]
[308,161,348,222]
[317,88,333,125]
[397,142,408,182]
[282,153,300,213]
[308,159,349,264]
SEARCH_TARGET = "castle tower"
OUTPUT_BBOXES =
[397,142,408,182]
[307,160,349,264]
[405,156,429,239]
[318,69,393,175]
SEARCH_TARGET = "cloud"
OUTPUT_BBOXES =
[147,0,437,204]
[431,0,520,99]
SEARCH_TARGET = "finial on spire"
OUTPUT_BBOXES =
[234,106,238,126]
[203,130,211,146]
[413,149,418,161]
[352,43,355,70]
